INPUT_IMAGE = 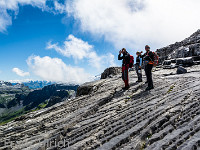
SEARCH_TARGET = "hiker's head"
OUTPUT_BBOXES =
[145,45,150,51]
[136,51,140,56]
[122,48,126,53]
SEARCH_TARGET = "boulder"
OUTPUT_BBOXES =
[76,80,104,97]
[177,66,187,74]
[76,85,93,97]
[101,67,121,79]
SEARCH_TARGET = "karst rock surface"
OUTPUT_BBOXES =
[1,65,200,150]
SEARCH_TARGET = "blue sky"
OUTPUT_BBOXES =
[0,2,115,83]
[0,0,200,84]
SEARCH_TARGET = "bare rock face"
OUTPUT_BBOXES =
[101,67,121,79]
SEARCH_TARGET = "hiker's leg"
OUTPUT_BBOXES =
[135,65,139,80]
[147,65,153,87]
[122,66,125,81]
[138,69,142,81]
[144,65,149,82]
[149,65,153,87]
[124,66,129,87]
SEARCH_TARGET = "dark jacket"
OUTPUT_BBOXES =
[118,51,130,66]
[142,50,154,62]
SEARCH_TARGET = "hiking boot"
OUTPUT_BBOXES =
[123,85,130,90]
[136,80,143,82]
[145,81,148,84]
[145,86,154,91]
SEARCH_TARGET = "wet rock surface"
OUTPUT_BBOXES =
[1,66,200,150]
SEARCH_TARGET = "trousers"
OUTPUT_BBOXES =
[122,65,129,87]
[144,64,153,87]
[135,64,142,81]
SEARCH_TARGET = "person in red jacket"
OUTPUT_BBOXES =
[118,48,130,90]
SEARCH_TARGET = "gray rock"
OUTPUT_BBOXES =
[177,66,187,74]
[76,80,105,97]
[101,67,121,79]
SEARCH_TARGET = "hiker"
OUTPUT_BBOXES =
[118,48,130,90]
[135,51,143,82]
[142,45,154,90]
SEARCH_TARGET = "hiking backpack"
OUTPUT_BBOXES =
[152,52,159,66]
[129,55,134,68]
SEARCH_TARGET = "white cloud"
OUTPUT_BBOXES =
[0,0,47,32]
[12,68,30,77]
[47,35,93,60]
[62,0,200,50]
[26,55,93,84]
[47,34,116,71]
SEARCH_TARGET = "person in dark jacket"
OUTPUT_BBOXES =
[142,45,154,90]
[118,48,130,90]
[135,51,143,82]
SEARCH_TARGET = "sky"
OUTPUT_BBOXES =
[0,0,200,84]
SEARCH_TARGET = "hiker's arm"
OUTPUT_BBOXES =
[118,54,123,60]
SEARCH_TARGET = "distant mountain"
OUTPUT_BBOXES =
[0,80,31,107]
[0,81,79,124]
[12,80,55,89]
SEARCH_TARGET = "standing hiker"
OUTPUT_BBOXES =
[135,51,143,82]
[118,48,130,90]
[143,45,154,90]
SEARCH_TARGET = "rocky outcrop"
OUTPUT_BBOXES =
[101,67,121,79]
[157,29,200,63]
[1,65,200,150]
[76,80,105,97]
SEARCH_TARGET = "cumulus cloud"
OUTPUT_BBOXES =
[47,35,93,60]
[0,0,48,32]
[12,68,30,77]
[47,34,116,70]
[26,55,93,84]
[60,0,200,50]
